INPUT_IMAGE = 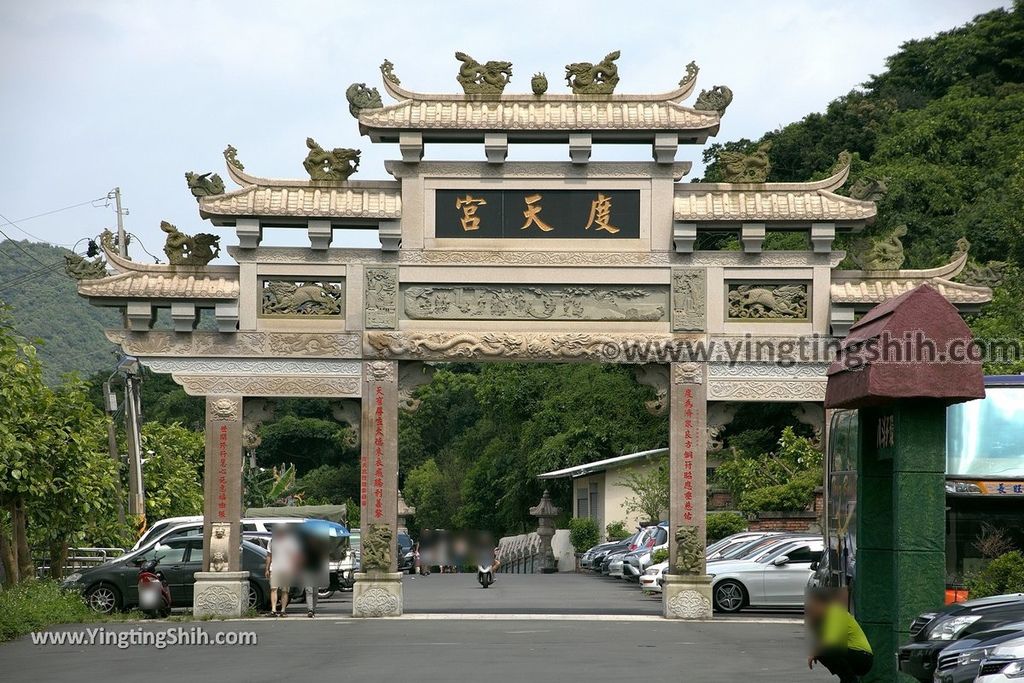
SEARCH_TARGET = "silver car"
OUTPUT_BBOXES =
[707,536,824,613]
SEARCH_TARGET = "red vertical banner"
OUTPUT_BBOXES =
[669,363,707,574]
[373,385,385,522]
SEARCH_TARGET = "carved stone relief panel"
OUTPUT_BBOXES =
[364,267,398,329]
[401,284,669,322]
[108,331,362,358]
[260,278,345,317]
[726,282,809,321]
[671,268,705,332]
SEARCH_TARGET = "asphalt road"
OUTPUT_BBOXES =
[2,618,822,683]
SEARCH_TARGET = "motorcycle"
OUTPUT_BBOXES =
[477,564,494,589]
[137,557,171,618]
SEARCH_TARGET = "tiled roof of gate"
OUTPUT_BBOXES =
[78,270,239,299]
[199,182,402,222]
[673,188,876,224]
[830,278,991,306]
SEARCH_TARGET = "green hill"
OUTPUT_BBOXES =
[0,239,120,383]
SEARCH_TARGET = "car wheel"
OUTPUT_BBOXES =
[85,583,120,614]
[713,580,747,613]
[247,581,262,611]
[317,587,335,600]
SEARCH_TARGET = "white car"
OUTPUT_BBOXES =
[708,537,824,613]
[977,635,1024,681]
[640,560,668,593]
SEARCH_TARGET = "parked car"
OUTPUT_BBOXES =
[63,536,271,613]
[623,524,669,582]
[706,532,782,561]
[132,515,203,550]
[580,541,620,570]
[606,550,628,578]
[977,635,1024,681]
[640,560,669,593]
[708,536,824,612]
[934,623,1024,683]
[590,536,636,573]
[897,594,1024,681]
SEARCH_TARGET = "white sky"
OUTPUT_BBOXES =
[0,0,1008,258]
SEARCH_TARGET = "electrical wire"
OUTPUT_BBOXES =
[0,196,111,242]
[127,232,163,264]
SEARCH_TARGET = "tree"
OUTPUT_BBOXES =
[403,459,456,532]
[139,422,204,522]
[618,464,669,525]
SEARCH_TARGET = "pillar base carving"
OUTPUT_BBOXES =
[662,574,713,620]
[192,571,249,618]
[352,572,403,617]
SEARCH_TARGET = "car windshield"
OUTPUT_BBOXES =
[719,536,784,561]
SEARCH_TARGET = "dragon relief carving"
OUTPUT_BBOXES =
[850,225,907,271]
[185,171,225,198]
[727,284,808,319]
[261,280,344,316]
[64,252,107,280]
[223,144,244,171]
[693,85,734,115]
[362,524,393,572]
[303,137,360,181]
[345,83,383,118]
[718,142,772,183]
[402,285,667,322]
[565,50,620,95]
[454,51,512,94]
[160,220,220,266]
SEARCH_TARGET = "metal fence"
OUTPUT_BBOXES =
[35,547,125,578]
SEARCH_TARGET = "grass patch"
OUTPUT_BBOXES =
[0,580,93,642]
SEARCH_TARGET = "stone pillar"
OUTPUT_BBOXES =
[529,490,561,573]
[193,394,249,618]
[663,362,712,619]
[353,360,403,617]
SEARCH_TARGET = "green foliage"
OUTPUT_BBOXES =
[0,580,92,642]
[298,464,358,506]
[618,464,670,524]
[737,470,821,514]
[717,427,822,514]
[568,517,599,553]
[707,512,748,541]
[651,548,669,565]
[139,422,203,522]
[244,463,301,509]
[404,459,457,532]
[605,520,630,541]
[966,551,1024,599]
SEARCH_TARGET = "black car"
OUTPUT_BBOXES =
[397,532,414,573]
[62,536,273,613]
[589,539,633,572]
[933,620,1024,683]
[897,593,1024,681]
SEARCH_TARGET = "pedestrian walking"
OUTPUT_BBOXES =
[265,525,300,616]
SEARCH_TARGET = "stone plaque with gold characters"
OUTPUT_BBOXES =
[435,189,640,239]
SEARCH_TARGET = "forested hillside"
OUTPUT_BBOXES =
[0,240,119,383]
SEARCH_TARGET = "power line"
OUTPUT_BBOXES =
[0,196,111,242]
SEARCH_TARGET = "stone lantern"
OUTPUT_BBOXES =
[529,489,561,573]
[397,490,415,535]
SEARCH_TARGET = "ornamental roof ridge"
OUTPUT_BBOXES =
[99,230,237,276]
[833,248,970,281]
[218,151,399,191]
[77,268,240,300]
[377,59,702,104]
[681,155,852,193]
[829,276,991,307]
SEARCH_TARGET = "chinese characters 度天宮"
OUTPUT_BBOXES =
[453,192,623,234]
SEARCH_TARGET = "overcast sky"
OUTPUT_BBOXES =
[0,0,1008,258]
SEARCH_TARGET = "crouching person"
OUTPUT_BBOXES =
[806,587,874,683]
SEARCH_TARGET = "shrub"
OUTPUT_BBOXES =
[0,580,92,642]
[605,520,630,541]
[707,512,748,541]
[738,469,820,514]
[651,548,669,565]
[569,517,599,553]
[966,551,1024,599]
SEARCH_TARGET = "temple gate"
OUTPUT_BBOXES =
[73,52,992,618]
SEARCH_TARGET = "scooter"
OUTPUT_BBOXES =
[477,564,494,588]
[137,557,172,618]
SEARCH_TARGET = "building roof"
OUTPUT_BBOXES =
[831,250,992,308]
[356,61,721,144]
[198,161,401,226]
[537,447,668,480]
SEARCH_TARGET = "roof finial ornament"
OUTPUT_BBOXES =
[718,141,772,183]
[454,51,512,94]
[223,144,244,171]
[565,50,620,95]
[184,171,225,198]
[679,61,699,88]
[531,72,549,96]
[346,83,383,118]
[849,176,888,202]
[161,220,220,267]
[850,225,907,271]
[380,59,400,85]
[694,85,733,115]
[302,137,360,181]
[64,252,107,280]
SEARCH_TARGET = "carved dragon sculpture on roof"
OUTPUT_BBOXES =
[454,51,512,95]
[849,224,907,271]
[849,176,889,202]
[302,137,360,181]
[160,220,220,267]
[185,171,225,198]
[565,50,620,95]
[346,82,383,117]
[694,85,733,115]
[952,238,1008,287]
[718,141,772,183]
[64,252,107,280]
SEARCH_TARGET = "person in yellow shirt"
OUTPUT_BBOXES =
[806,587,874,682]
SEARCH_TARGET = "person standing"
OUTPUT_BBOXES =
[806,587,874,682]
[297,522,329,618]
[266,526,300,617]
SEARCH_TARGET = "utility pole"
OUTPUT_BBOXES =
[122,360,145,521]
[112,186,127,257]
[102,381,126,525]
